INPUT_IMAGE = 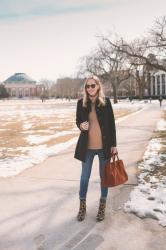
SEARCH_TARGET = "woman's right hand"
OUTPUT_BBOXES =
[80,121,89,130]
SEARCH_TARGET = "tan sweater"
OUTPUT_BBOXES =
[87,102,103,149]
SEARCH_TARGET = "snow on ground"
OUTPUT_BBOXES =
[157,119,166,131]
[26,130,77,145]
[113,99,146,108]
[0,98,148,177]
[0,137,78,177]
[0,99,78,177]
[124,117,166,227]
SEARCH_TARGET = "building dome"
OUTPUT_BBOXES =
[4,73,36,84]
[3,73,41,98]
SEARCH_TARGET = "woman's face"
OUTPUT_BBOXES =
[85,79,99,97]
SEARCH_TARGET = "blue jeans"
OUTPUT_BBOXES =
[79,149,108,200]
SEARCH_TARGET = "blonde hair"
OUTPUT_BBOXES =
[83,75,106,107]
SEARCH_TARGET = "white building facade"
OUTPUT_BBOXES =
[150,70,166,96]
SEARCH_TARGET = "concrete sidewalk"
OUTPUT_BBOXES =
[0,102,165,250]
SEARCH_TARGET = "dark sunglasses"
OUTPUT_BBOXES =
[85,84,96,89]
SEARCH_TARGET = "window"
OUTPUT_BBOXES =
[157,75,160,95]
[12,88,16,97]
[153,76,155,84]
[152,76,155,95]
[25,88,29,97]
[162,82,166,94]
[157,75,160,84]
[7,88,11,95]
[19,88,23,97]
[162,74,165,84]
[157,84,160,95]
[153,82,155,95]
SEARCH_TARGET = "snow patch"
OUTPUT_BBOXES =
[124,117,166,227]
[0,137,77,177]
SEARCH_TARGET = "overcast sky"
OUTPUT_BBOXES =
[0,0,166,81]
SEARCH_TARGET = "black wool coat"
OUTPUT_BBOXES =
[74,96,117,162]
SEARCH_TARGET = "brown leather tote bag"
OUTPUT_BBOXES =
[101,154,128,187]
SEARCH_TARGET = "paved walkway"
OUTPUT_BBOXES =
[0,102,165,250]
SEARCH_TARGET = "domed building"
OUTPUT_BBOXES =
[3,73,42,98]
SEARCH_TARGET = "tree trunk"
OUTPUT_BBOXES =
[138,81,144,99]
[136,71,144,99]
[112,84,118,103]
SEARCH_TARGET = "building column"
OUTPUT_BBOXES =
[160,74,162,95]
[151,76,153,95]
[165,74,166,95]
[155,75,157,95]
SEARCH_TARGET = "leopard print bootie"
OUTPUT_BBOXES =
[96,198,106,222]
[77,199,86,221]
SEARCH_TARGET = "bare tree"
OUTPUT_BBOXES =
[38,78,56,98]
[78,16,166,101]
[0,84,9,99]
[79,36,130,103]
[53,77,83,99]
[149,16,166,53]
[101,17,166,98]
[111,16,166,72]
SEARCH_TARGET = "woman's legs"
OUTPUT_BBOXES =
[78,149,108,221]
[98,149,108,200]
[79,149,108,199]
[77,150,95,221]
[79,149,95,199]
[96,149,108,221]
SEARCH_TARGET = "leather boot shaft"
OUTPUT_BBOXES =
[96,198,106,222]
[77,199,86,221]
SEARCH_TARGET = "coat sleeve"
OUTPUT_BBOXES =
[76,99,82,131]
[107,97,117,147]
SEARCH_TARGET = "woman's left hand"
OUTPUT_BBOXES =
[111,147,118,156]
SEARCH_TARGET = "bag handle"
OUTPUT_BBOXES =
[111,153,119,162]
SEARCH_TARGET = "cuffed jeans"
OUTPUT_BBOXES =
[79,149,108,200]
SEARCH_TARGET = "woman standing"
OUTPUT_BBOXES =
[74,75,117,222]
